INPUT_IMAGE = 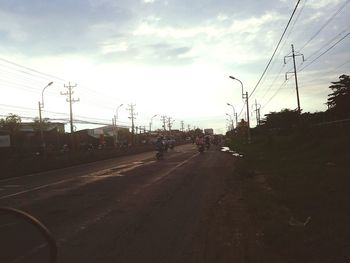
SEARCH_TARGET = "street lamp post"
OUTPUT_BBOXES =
[114,103,123,146]
[149,114,157,133]
[225,113,234,130]
[229,76,251,144]
[226,103,236,128]
[38,81,53,154]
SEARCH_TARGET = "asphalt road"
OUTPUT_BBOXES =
[0,144,272,263]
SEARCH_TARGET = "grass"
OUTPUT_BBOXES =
[229,130,350,262]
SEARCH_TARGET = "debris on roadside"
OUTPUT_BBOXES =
[288,216,312,227]
[220,147,243,158]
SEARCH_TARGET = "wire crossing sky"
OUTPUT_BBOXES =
[0,0,349,133]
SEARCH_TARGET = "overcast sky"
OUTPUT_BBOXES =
[0,0,349,133]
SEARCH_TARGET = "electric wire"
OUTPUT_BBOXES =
[262,79,289,109]
[0,57,68,83]
[299,0,350,52]
[299,31,350,72]
[300,24,350,67]
[249,0,301,99]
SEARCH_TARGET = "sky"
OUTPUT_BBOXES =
[0,0,349,134]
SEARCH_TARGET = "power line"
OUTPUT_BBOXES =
[0,57,68,83]
[262,80,289,109]
[302,25,350,64]
[259,63,287,101]
[237,103,246,119]
[249,0,301,99]
[299,0,350,52]
[299,31,350,72]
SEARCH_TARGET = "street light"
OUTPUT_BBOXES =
[38,81,53,154]
[229,76,244,99]
[149,114,157,132]
[226,103,237,128]
[114,103,123,146]
[226,113,234,130]
[229,76,251,144]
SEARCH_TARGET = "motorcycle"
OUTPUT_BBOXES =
[156,149,164,160]
[197,143,205,153]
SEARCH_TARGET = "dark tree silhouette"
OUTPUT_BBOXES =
[261,109,299,130]
[0,113,21,134]
[327,74,350,119]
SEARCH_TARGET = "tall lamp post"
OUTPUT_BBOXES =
[225,113,234,130]
[229,76,251,144]
[38,81,53,154]
[114,103,123,146]
[149,114,157,132]
[226,103,237,128]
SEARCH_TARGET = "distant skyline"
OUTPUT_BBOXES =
[0,0,349,134]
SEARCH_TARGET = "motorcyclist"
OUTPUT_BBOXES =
[204,135,210,149]
[155,136,165,152]
[195,135,205,152]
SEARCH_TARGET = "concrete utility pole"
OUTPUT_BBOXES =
[187,124,190,131]
[180,121,184,132]
[114,104,123,146]
[284,44,304,115]
[167,117,173,132]
[229,76,250,144]
[235,112,238,128]
[127,104,137,144]
[61,82,79,151]
[161,115,167,131]
[253,100,261,126]
[149,114,157,133]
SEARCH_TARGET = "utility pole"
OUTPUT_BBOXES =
[180,121,184,132]
[161,115,167,131]
[61,82,79,152]
[187,124,190,131]
[245,92,251,143]
[235,112,238,128]
[284,44,304,115]
[167,117,173,132]
[127,104,137,144]
[253,100,261,126]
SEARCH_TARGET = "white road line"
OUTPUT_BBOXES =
[0,177,78,200]
[0,150,196,200]
[0,152,155,183]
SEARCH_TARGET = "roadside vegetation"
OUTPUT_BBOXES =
[227,74,350,262]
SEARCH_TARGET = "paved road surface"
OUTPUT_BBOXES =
[0,144,275,263]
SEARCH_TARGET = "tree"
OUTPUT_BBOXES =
[31,117,50,132]
[235,118,248,137]
[261,109,298,131]
[0,113,22,134]
[327,74,350,119]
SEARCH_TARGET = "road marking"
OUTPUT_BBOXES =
[0,177,79,200]
[0,152,156,183]
[0,160,156,200]
[0,147,195,200]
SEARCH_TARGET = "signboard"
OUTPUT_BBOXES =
[0,135,11,147]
